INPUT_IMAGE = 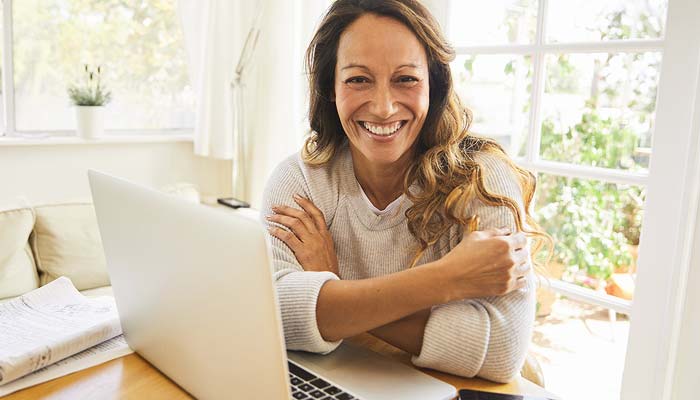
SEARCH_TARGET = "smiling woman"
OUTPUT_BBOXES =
[261,0,551,383]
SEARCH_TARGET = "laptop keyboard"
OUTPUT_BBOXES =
[288,361,359,400]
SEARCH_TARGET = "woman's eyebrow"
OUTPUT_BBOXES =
[340,63,422,71]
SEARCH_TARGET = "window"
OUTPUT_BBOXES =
[2,0,193,136]
[447,0,665,297]
[441,0,668,398]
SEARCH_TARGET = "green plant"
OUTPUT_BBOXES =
[459,5,660,287]
[68,64,112,106]
[528,4,662,285]
[536,112,642,282]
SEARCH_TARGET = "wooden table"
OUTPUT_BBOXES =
[4,333,558,400]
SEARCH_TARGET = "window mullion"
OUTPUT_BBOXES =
[524,0,548,163]
[454,39,664,55]
[2,0,15,136]
[546,279,632,315]
[517,158,649,186]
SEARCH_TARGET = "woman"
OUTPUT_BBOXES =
[261,0,549,383]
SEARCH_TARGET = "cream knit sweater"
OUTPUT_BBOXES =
[260,145,535,383]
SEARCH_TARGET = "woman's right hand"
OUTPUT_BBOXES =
[438,227,530,301]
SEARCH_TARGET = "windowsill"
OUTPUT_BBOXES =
[0,133,194,146]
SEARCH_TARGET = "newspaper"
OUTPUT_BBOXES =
[0,277,123,387]
[0,334,133,396]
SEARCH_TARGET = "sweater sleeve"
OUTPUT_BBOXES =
[411,153,536,383]
[261,155,342,354]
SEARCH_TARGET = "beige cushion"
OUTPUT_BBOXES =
[32,203,110,290]
[0,207,40,299]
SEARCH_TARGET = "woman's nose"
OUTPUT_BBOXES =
[369,85,398,119]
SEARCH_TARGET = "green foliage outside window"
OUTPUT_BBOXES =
[494,5,662,287]
[533,6,661,286]
[536,112,644,284]
[13,0,191,130]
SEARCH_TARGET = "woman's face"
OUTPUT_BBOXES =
[334,13,430,167]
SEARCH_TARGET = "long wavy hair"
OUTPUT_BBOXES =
[303,0,551,269]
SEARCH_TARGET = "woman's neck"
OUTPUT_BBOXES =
[350,147,412,210]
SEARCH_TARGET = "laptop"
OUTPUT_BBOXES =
[88,170,457,400]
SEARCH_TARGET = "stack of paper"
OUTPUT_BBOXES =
[0,277,133,396]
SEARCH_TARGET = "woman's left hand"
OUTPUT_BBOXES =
[267,194,339,275]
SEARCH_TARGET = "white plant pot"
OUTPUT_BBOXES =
[75,106,105,139]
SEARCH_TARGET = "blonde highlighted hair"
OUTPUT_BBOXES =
[303,0,552,270]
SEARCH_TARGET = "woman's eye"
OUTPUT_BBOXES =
[345,77,370,84]
[397,76,419,84]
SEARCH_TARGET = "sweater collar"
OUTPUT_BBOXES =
[340,146,414,231]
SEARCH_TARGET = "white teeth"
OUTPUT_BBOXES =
[361,121,403,136]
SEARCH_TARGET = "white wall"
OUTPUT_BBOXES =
[0,141,232,206]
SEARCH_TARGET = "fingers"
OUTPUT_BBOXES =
[267,226,303,253]
[267,195,328,247]
[514,275,528,290]
[293,194,328,232]
[508,265,530,293]
[514,258,531,277]
[266,213,311,241]
[479,227,527,253]
[487,228,526,250]
[270,204,317,234]
[508,232,528,250]
[512,244,530,273]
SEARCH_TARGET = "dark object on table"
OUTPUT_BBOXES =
[459,389,555,400]
[217,197,250,209]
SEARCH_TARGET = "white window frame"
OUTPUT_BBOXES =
[0,0,193,138]
[433,0,665,314]
[427,0,700,398]
[2,0,15,136]
[621,0,700,398]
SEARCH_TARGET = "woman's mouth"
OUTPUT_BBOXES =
[357,120,408,140]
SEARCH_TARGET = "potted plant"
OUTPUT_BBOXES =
[68,65,112,139]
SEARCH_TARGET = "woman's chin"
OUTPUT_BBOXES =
[358,147,411,166]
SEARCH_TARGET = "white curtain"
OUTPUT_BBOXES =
[246,0,332,208]
[179,0,331,205]
[178,0,255,197]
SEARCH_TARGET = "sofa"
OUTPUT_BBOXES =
[0,202,113,302]
[0,200,545,387]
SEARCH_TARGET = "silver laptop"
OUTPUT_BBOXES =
[88,170,456,400]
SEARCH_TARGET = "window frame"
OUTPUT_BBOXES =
[430,0,700,398]
[621,0,700,398]
[438,0,664,314]
[0,0,194,138]
[2,0,15,136]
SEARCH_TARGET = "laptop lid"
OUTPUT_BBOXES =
[88,170,290,400]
